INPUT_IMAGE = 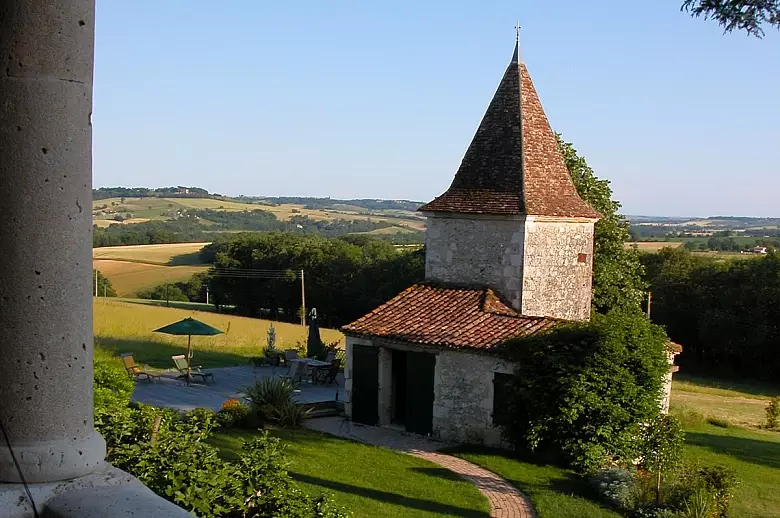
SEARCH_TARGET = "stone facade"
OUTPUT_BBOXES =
[521,217,595,321]
[345,336,514,447]
[425,213,594,320]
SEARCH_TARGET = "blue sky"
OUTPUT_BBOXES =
[93,1,780,217]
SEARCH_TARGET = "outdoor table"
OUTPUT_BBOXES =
[290,358,332,384]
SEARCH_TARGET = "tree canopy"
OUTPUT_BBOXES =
[560,136,646,314]
[682,0,780,37]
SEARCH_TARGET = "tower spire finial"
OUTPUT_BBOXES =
[512,23,522,64]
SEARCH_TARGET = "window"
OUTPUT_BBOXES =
[492,372,515,426]
[578,253,588,263]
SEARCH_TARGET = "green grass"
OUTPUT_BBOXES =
[93,298,344,370]
[440,447,619,518]
[209,428,490,518]
[679,419,780,518]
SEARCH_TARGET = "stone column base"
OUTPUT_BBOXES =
[0,463,191,518]
[0,432,106,484]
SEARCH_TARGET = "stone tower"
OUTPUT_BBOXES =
[419,41,600,321]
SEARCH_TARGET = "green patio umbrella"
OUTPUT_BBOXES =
[154,317,223,383]
[306,308,324,359]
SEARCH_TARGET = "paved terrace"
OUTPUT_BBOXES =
[132,366,343,411]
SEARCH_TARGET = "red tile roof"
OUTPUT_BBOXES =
[342,283,559,351]
[419,43,600,219]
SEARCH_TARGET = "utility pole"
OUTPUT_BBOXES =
[205,284,209,306]
[647,291,652,319]
[300,269,306,326]
[94,268,98,297]
[165,271,169,308]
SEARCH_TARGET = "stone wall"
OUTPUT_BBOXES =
[432,349,514,447]
[425,213,526,309]
[521,218,595,320]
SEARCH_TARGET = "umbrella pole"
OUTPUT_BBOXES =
[186,334,192,385]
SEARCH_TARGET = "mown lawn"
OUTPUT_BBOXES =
[93,299,344,370]
[209,428,490,518]
[442,447,620,518]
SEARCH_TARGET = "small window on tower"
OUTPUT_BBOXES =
[578,253,588,263]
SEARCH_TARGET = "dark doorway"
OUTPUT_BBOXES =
[391,349,435,435]
[406,351,435,435]
[351,345,379,426]
[391,349,408,424]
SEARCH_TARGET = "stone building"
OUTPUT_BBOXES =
[343,41,604,446]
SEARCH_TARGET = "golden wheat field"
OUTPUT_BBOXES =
[93,242,210,264]
[624,241,682,252]
[93,260,209,297]
[94,298,345,369]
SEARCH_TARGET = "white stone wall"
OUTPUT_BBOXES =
[425,213,526,309]
[432,349,515,447]
[521,218,595,320]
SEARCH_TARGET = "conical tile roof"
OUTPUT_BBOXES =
[420,42,599,219]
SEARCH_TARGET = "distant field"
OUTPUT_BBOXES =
[93,298,344,369]
[92,196,427,230]
[93,260,208,297]
[363,226,417,235]
[93,242,210,265]
[624,241,682,252]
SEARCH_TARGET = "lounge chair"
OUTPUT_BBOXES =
[120,353,156,382]
[315,358,341,385]
[172,354,214,384]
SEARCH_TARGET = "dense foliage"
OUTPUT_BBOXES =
[93,186,211,200]
[93,350,347,517]
[501,312,670,472]
[204,233,425,327]
[560,136,646,314]
[642,247,780,380]
[682,0,780,37]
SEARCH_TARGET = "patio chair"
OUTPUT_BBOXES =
[120,352,156,382]
[283,349,299,374]
[280,360,308,386]
[171,354,214,384]
[315,358,341,385]
[324,350,335,363]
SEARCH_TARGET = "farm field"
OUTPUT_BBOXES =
[624,241,682,252]
[93,260,208,297]
[93,298,344,370]
[93,242,210,264]
[93,196,426,231]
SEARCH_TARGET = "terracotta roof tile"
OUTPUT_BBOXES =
[419,44,600,219]
[342,283,559,351]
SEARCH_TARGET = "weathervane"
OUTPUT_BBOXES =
[515,22,521,42]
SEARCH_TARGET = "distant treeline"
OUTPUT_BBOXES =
[642,248,780,381]
[201,233,425,327]
[93,211,424,248]
[235,196,422,212]
[93,186,214,200]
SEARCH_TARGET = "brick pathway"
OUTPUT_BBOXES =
[304,417,535,518]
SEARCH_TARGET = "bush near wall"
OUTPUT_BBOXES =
[92,348,348,517]
[500,311,670,472]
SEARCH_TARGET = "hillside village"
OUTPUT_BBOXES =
[2,3,780,518]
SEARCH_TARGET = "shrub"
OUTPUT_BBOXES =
[680,488,714,518]
[766,396,780,429]
[705,417,730,429]
[245,377,307,428]
[217,399,254,429]
[629,504,679,518]
[669,464,738,518]
[590,467,637,511]
[638,415,685,503]
[502,311,670,472]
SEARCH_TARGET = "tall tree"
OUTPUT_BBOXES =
[559,136,646,314]
[682,0,780,37]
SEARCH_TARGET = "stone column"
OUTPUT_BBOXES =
[0,1,105,483]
